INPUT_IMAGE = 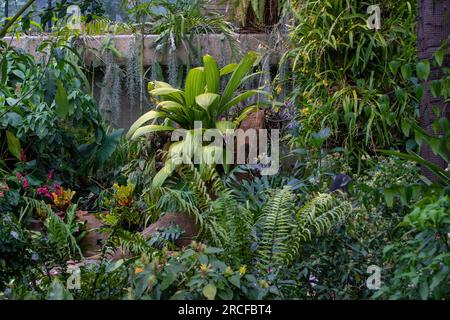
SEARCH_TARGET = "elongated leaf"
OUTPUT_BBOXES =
[55,79,69,119]
[127,110,163,138]
[220,63,238,76]
[152,159,179,188]
[6,130,21,160]
[221,52,258,106]
[204,55,220,94]
[131,125,175,140]
[221,90,267,114]
[185,67,206,107]
[151,88,185,105]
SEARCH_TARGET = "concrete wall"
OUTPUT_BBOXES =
[6,33,277,129]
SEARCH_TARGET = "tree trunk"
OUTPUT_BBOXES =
[417,0,450,180]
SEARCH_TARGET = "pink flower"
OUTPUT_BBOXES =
[0,184,9,191]
[22,177,29,189]
[47,170,54,182]
[16,172,23,181]
[37,186,52,200]
[0,192,4,197]
[52,182,61,192]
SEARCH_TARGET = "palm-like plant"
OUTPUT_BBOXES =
[127,51,266,187]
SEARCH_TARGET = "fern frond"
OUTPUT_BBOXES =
[256,187,296,269]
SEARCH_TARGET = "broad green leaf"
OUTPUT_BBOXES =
[203,283,217,300]
[416,60,430,81]
[127,110,163,138]
[196,93,219,111]
[185,67,206,107]
[434,48,444,66]
[6,130,21,160]
[228,274,241,288]
[55,79,69,119]
[95,129,124,167]
[204,55,220,94]
[401,64,412,81]
[160,270,177,290]
[388,60,400,75]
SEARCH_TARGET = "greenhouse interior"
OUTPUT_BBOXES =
[0,0,449,302]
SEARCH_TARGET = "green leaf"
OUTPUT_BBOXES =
[1,58,7,85]
[383,188,396,208]
[131,125,175,140]
[152,159,179,188]
[6,130,21,160]
[185,67,206,107]
[204,55,220,94]
[160,270,177,290]
[195,93,219,111]
[401,64,412,81]
[221,52,258,106]
[220,63,238,76]
[434,48,444,66]
[55,79,69,119]
[12,69,25,80]
[203,283,217,300]
[430,80,442,98]
[105,259,124,273]
[388,61,400,75]
[415,84,424,101]
[419,281,429,300]
[228,274,241,288]
[127,110,163,138]
[96,129,124,167]
[416,60,430,81]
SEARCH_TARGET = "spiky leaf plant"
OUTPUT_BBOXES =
[127,52,267,187]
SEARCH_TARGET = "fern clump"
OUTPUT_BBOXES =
[256,189,352,272]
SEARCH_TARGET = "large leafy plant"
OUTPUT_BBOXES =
[127,51,265,187]
[285,0,418,168]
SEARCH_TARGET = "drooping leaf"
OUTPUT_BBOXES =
[55,79,69,119]
[6,130,21,160]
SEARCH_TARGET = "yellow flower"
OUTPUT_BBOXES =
[134,267,144,274]
[239,265,247,276]
[200,264,209,273]
[224,266,233,277]
[302,108,310,116]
